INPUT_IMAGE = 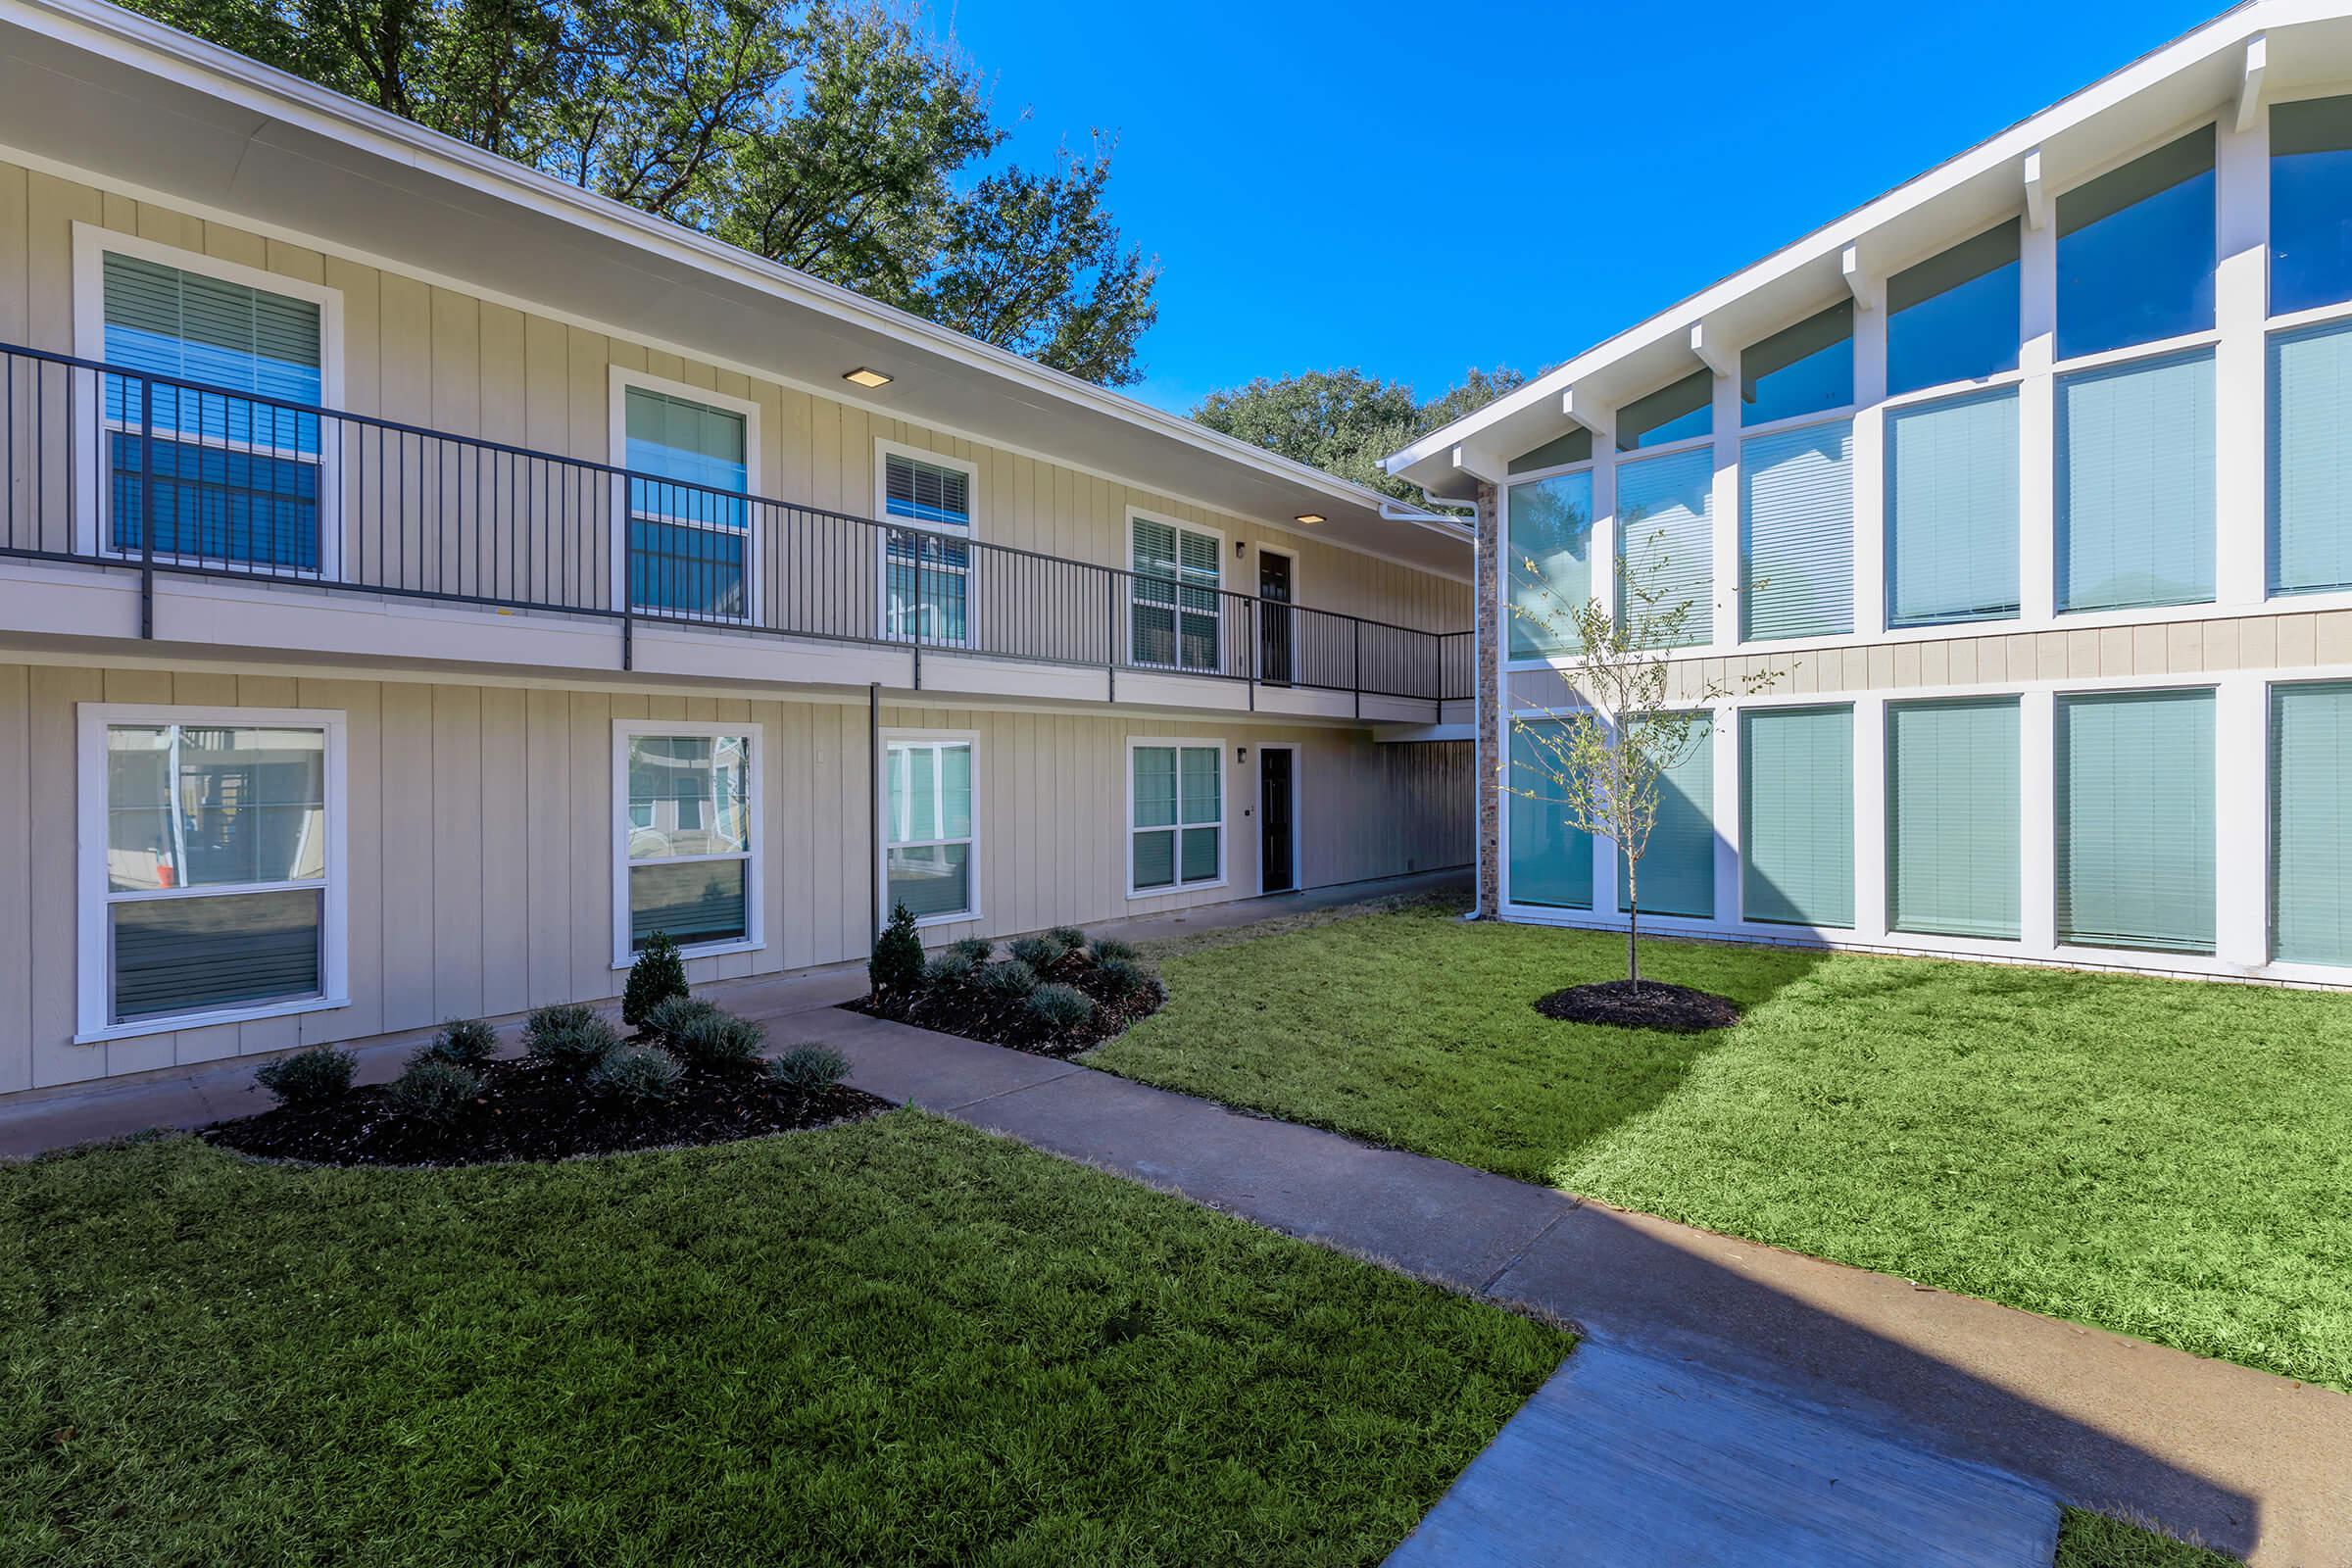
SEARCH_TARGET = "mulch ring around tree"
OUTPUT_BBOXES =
[1533,979,1743,1034]
[850,955,1165,1060]
[203,1057,892,1168]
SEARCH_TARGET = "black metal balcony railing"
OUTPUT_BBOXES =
[0,345,1476,710]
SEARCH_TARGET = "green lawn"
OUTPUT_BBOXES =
[2057,1510,2243,1567]
[0,1112,1568,1566]
[1094,902,2352,1391]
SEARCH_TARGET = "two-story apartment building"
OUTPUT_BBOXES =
[1388,1,2352,987]
[0,0,1477,1100]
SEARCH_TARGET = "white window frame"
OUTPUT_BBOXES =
[71,224,347,580]
[878,728,981,927]
[1127,507,1226,675]
[1126,736,1227,899]
[610,717,765,967]
[609,368,763,626]
[74,702,351,1043]
[873,438,979,650]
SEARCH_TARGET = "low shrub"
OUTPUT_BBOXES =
[976,958,1038,1001]
[621,930,689,1029]
[427,1017,500,1067]
[923,951,976,988]
[389,1057,481,1127]
[1097,956,1152,998]
[950,937,995,965]
[643,995,720,1042]
[1047,925,1089,952]
[524,1005,621,1071]
[589,1043,684,1104]
[869,901,926,1000]
[1089,937,1138,964]
[667,1009,765,1069]
[1008,935,1063,971]
[1026,983,1095,1035]
[768,1043,849,1094]
[254,1045,356,1106]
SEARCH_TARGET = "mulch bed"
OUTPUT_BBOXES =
[850,951,1164,1059]
[203,1056,890,1168]
[1533,979,1743,1034]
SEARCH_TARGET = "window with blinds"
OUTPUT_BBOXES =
[1740,706,1854,928]
[883,451,971,526]
[1740,420,1853,642]
[1886,698,2021,940]
[1885,386,2020,627]
[101,721,329,1025]
[1506,718,1593,909]
[2056,689,2215,954]
[886,738,975,921]
[2270,682,2352,967]
[1131,743,1223,893]
[620,730,754,953]
[101,251,325,570]
[880,449,974,646]
[1618,714,1714,919]
[2056,348,2216,612]
[1506,471,1593,660]
[624,386,750,619]
[1617,447,1712,648]
[1131,517,1222,672]
[2268,319,2352,596]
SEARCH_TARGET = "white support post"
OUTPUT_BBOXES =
[2214,674,2269,971]
[2018,204,2059,627]
[2019,687,2058,953]
[2215,107,2270,609]
[1712,352,1742,652]
[1851,267,1889,640]
[1585,404,1619,626]
[1851,695,1888,943]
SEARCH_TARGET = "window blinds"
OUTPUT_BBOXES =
[1885,387,2020,627]
[1617,715,1713,918]
[2055,689,2215,954]
[1616,447,1713,648]
[2270,682,2352,966]
[1506,718,1593,909]
[2268,319,2352,596]
[1886,698,2021,940]
[885,452,971,526]
[1740,420,1853,642]
[2056,348,2216,612]
[1740,706,1854,928]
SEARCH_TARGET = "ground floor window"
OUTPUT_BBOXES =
[885,735,977,922]
[614,722,759,960]
[2269,681,2352,966]
[1131,740,1223,894]
[1618,713,1714,919]
[1505,717,1592,909]
[2055,689,2214,955]
[1886,697,2022,940]
[78,707,344,1036]
[1739,705,1855,928]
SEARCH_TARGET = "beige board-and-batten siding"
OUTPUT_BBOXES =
[0,156,1468,635]
[0,662,1472,1094]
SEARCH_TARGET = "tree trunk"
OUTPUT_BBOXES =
[1626,858,1642,993]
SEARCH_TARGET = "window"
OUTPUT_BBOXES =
[880,446,974,645]
[2056,690,2214,954]
[1740,419,1853,642]
[1616,368,1712,451]
[79,708,343,1037]
[1507,426,1592,475]
[1741,302,1851,426]
[1886,698,2021,940]
[2270,682,2352,967]
[2268,318,2352,596]
[2056,348,2215,612]
[1617,714,1714,919]
[885,736,976,922]
[615,724,758,959]
[1740,706,1853,928]
[1886,220,2021,397]
[2270,94,2352,318]
[1506,471,1593,660]
[1885,387,2020,627]
[1130,741,1223,894]
[2056,127,2216,361]
[1506,718,1592,909]
[1130,515,1223,672]
[96,249,326,573]
[622,383,751,619]
[1616,447,1712,648]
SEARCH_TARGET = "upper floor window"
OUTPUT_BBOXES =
[622,382,751,620]
[1884,386,2020,628]
[2056,127,2216,361]
[878,445,975,646]
[1886,220,2020,396]
[1740,301,1851,426]
[1130,514,1223,672]
[1616,368,1712,451]
[2270,94,2352,318]
[97,248,326,573]
[1506,471,1593,660]
[2055,348,2216,612]
[883,449,971,526]
[1507,425,1592,475]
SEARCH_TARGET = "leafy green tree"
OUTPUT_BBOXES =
[1190,366,1528,501]
[127,0,1158,384]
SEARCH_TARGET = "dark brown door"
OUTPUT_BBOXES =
[1260,748,1296,894]
[1258,552,1294,685]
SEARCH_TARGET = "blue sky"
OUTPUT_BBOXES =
[943,0,2224,415]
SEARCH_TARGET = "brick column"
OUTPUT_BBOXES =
[1474,479,1501,917]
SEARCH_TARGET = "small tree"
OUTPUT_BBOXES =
[622,930,689,1030]
[1505,532,1779,991]
[869,900,926,1002]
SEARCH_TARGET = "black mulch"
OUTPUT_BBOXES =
[202,1056,891,1168]
[849,952,1164,1059]
[1532,979,1743,1034]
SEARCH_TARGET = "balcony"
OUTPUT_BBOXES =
[0,345,1475,722]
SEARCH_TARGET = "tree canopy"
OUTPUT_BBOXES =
[1189,366,1528,503]
[130,0,1160,384]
